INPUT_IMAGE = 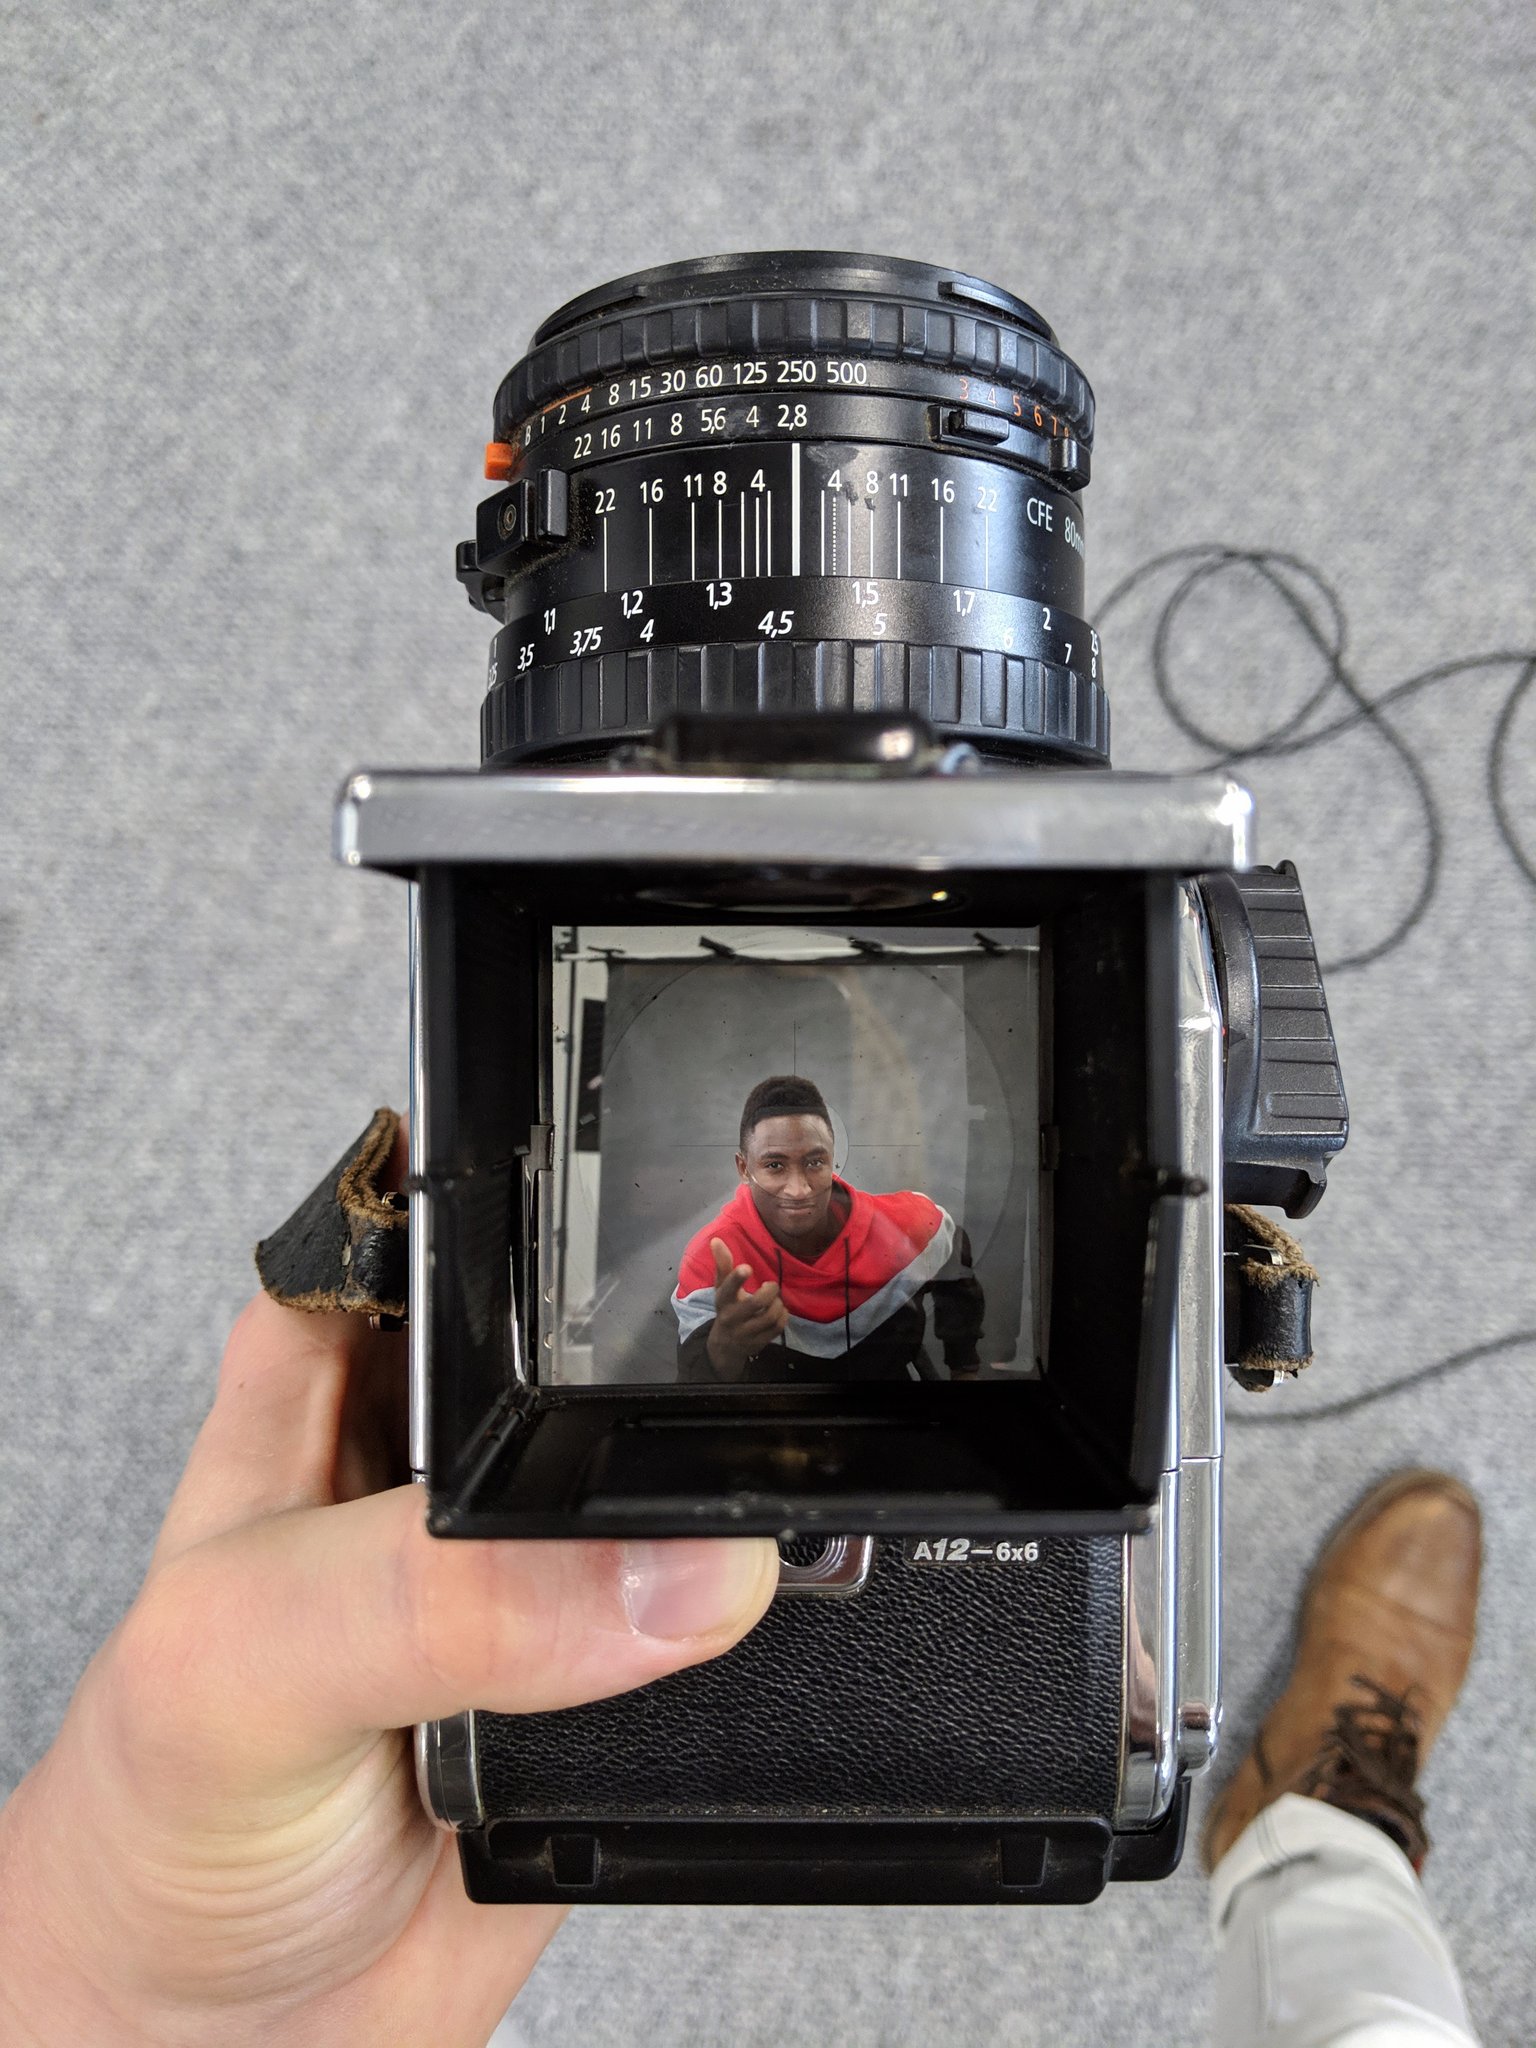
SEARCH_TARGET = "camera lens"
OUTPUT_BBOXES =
[463,251,1105,767]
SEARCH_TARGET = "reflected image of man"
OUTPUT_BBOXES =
[672,1075,984,1383]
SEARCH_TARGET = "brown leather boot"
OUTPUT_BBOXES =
[1203,1467,1481,1873]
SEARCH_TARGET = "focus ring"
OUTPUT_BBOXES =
[481,641,1109,768]
[494,296,1094,449]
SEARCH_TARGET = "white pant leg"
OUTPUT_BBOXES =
[1209,1791,1480,2047]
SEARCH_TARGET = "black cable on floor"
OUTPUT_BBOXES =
[1228,1330,1536,1428]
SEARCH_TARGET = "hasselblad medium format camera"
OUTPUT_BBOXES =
[333,252,1348,1905]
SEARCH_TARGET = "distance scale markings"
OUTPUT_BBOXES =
[494,439,1095,676]
[492,581,1095,681]
[497,441,1092,676]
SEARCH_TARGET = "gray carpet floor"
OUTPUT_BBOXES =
[4,5,1534,2043]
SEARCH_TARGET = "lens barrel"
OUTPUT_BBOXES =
[462,252,1107,767]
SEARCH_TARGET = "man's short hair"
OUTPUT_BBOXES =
[739,1075,833,1152]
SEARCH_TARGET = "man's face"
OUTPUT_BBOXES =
[737,1114,837,1244]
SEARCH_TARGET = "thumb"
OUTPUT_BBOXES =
[121,1489,779,1790]
[710,1235,735,1282]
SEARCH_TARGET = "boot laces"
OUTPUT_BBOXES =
[1297,1674,1430,1867]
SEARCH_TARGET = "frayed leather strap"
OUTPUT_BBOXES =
[254,1107,407,1318]
[1226,1202,1317,1391]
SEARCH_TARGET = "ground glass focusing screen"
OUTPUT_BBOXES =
[545,924,1044,1390]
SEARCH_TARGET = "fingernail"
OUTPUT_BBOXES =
[620,1539,772,1641]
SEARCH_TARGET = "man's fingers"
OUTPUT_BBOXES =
[119,1490,780,1791]
[713,1258,752,1308]
[710,1236,735,1283]
[724,1274,789,1339]
[719,1276,773,1325]
[738,1283,785,1323]
[735,1297,786,1336]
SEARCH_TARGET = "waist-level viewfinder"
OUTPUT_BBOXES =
[342,713,1274,1540]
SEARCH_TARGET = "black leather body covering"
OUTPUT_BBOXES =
[475,1533,1124,1820]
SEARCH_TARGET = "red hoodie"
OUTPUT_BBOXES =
[671,1178,982,1379]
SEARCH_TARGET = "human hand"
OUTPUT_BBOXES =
[704,1235,789,1377]
[0,1293,778,2047]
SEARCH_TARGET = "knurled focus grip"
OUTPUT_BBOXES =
[481,639,1110,767]
[494,289,1095,448]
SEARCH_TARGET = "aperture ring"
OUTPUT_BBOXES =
[494,294,1094,449]
[481,640,1109,768]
